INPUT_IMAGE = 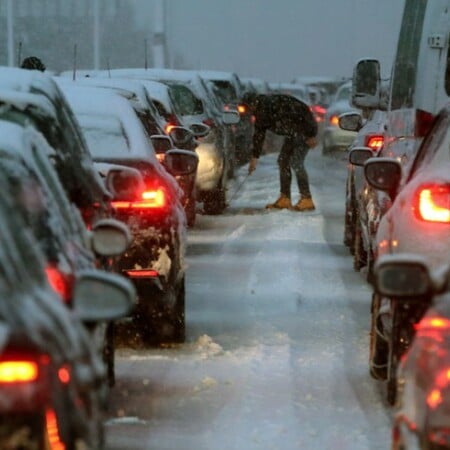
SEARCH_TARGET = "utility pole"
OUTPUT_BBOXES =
[152,0,166,68]
[6,0,14,67]
[93,0,100,70]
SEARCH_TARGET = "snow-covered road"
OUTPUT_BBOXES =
[104,149,392,450]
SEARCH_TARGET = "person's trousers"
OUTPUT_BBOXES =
[277,135,311,199]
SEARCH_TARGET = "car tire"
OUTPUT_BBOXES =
[186,200,196,228]
[353,215,367,271]
[203,187,227,215]
[369,293,388,381]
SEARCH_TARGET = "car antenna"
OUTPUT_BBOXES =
[16,41,22,67]
[144,38,148,70]
[72,43,77,81]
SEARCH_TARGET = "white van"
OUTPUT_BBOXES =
[352,0,450,162]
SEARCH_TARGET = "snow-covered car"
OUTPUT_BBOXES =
[0,121,135,449]
[61,85,197,343]
[55,75,200,227]
[363,103,450,404]
[321,81,359,154]
[0,120,133,385]
[373,255,450,449]
[93,68,238,214]
[0,67,110,227]
[339,108,386,277]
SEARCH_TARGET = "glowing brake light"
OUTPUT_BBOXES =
[416,317,450,330]
[237,104,246,114]
[0,361,39,383]
[427,389,443,409]
[112,188,167,210]
[415,185,450,223]
[165,124,176,134]
[330,115,339,126]
[45,266,72,303]
[365,134,384,151]
[46,408,66,450]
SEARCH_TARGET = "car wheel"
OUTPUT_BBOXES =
[203,187,227,215]
[344,179,356,251]
[369,293,388,380]
[185,199,196,228]
[138,279,185,345]
[353,215,367,271]
[103,322,115,387]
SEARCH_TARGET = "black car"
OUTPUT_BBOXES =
[62,85,198,344]
[0,124,135,449]
[0,67,111,227]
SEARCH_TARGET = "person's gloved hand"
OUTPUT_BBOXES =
[248,157,258,175]
[305,137,318,149]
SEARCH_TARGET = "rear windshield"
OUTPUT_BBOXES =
[210,80,237,104]
[77,114,130,159]
[168,84,204,116]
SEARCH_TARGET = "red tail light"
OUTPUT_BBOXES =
[415,109,435,138]
[365,134,384,151]
[45,266,73,304]
[330,115,339,126]
[313,105,326,115]
[124,269,159,279]
[46,408,66,450]
[112,187,167,210]
[416,317,450,331]
[414,185,450,223]
[427,388,443,409]
[237,104,246,114]
[0,361,39,383]
[58,366,70,384]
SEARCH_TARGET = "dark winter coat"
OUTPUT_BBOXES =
[251,94,318,158]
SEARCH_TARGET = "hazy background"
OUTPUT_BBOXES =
[132,0,405,82]
[0,0,405,82]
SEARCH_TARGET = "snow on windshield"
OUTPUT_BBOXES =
[77,113,131,159]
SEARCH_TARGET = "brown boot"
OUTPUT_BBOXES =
[265,194,292,209]
[294,197,315,211]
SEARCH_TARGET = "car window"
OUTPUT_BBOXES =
[210,80,237,104]
[407,112,450,180]
[77,113,131,159]
[168,84,204,115]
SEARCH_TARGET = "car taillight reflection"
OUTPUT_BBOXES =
[0,360,39,383]
[414,185,450,223]
[365,134,384,151]
[45,266,73,304]
[416,109,435,138]
[112,187,167,210]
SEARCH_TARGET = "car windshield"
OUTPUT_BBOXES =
[76,113,130,159]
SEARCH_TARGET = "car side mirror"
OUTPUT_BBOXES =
[222,110,240,125]
[73,269,136,321]
[349,147,373,166]
[163,149,198,176]
[169,126,196,146]
[352,58,381,109]
[103,166,146,201]
[151,134,174,153]
[189,123,211,138]
[364,157,402,199]
[374,255,433,300]
[339,112,363,132]
[90,218,131,257]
